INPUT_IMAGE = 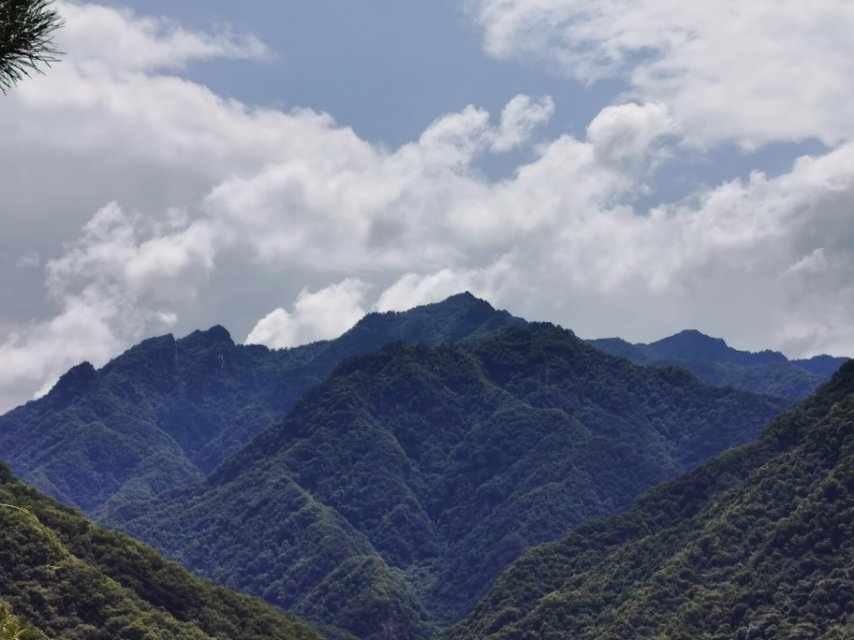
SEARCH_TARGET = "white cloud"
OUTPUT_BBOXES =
[491,94,556,153]
[468,0,854,148]
[587,102,674,171]
[376,271,476,313]
[0,295,121,396]
[375,258,517,313]
[374,139,854,356]
[246,279,370,348]
[0,202,213,400]
[46,203,216,303]
[57,0,271,71]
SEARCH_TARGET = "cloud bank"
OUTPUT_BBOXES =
[2,1,854,412]
[469,0,854,148]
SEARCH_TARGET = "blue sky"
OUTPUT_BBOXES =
[104,0,825,187]
[1,1,853,411]
[108,0,615,145]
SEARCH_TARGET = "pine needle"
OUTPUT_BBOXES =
[0,0,63,93]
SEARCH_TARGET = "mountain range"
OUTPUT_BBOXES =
[0,293,849,639]
[0,293,522,515]
[590,330,847,401]
[108,322,783,638]
[452,360,854,639]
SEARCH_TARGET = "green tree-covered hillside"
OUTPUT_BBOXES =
[112,324,783,638]
[453,361,854,640]
[0,463,320,640]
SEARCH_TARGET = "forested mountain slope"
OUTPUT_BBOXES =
[0,293,522,514]
[0,464,320,640]
[112,324,784,639]
[453,361,854,640]
[590,330,847,401]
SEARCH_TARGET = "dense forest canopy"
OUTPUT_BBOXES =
[0,461,320,640]
[110,323,783,638]
[0,295,847,638]
[452,361,854,639]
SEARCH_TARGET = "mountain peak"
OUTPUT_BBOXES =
[649,329,788,366]
[352,293,509,336]
[181,325,234,347]
[649,329,729,360]
[444,290,486,304]
[793,353,851,377]
[676,328,711,337]
[415,291,496,314]
[667,328,726,344]
[48,361,98,400]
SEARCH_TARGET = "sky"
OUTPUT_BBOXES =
[2,0,854,412]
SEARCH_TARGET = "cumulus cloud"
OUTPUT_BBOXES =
[375,258,517,313]
[0,202,214,400]
[246,279,370,348]
[0,295,124,397]
[57,0,271,71]
[376,271,482,313]
[587,102,675,171]
[491,94,556,152]
[46,203,215,303]
[468,0,854,148]
[3,0,854,413]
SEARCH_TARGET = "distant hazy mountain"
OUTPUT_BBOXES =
[0,464,319,640]
[453,361,854,640]
[0,293,523,514]
[590,329,848,401]
[111,323,783,639]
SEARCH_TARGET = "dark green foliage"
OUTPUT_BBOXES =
[0,0,62,93]
[0,293,523,516]
[590,329,848,401]
[0,472,320,639]
[452,362,854,640]
[112,323,783,638]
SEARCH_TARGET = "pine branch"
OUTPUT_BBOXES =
[0,0,63,93]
